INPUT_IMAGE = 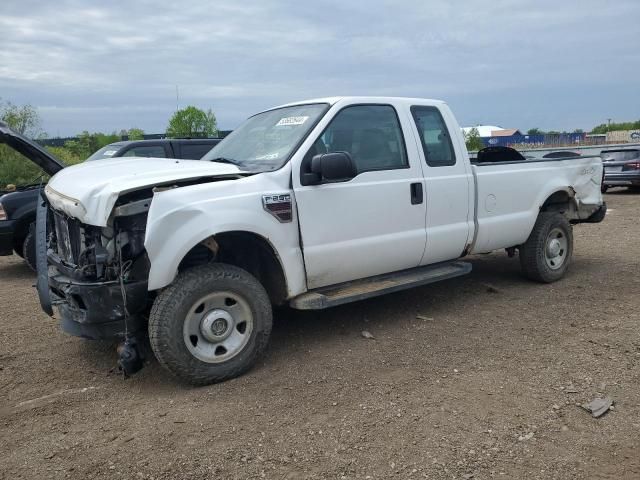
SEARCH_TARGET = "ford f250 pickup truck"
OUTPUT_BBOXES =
[24,97,606,385]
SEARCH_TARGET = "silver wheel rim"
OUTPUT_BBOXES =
[544,227,568,270]
[183,291,253,363]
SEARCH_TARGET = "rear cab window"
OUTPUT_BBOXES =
[122,145,168,158]
[178,142,217,160]
[601,150,639,161]
[410,106,456,167]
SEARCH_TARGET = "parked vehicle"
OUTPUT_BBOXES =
[0,133,221,270]
[87,138,221,161]
[600,149,640,193]
[15,97,607,385]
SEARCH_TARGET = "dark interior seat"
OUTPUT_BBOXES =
[357,128,395,169]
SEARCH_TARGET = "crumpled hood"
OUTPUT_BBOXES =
[45,156,242,226]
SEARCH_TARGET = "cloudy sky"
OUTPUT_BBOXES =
[1,0,638,137]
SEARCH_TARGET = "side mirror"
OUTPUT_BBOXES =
[303,152,356,185]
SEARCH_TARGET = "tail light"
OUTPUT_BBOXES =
[623,162,640,171]
[0,203,7,221]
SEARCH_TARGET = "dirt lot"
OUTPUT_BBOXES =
[1,191,639,480]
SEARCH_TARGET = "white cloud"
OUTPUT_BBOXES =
[0,0,638,135]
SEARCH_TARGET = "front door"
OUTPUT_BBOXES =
[293,103,427,289]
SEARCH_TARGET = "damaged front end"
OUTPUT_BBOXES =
[38,190,152,341]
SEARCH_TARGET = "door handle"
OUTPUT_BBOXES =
[410,182,423,205]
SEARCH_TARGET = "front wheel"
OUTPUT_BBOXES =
[519,212,573,283]
[149,263,273,385]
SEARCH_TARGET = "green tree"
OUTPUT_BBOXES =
[591,120,640,134]
[127,128,145,140]
[0,100,48,187]
[463,127,484,151]
[527,128,544,135]
[166,106,218,138]
[64,131,120,159]
[0,99,42,137]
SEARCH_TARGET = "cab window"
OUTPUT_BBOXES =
[411,106,456,167]
[122,145,167,158]
[314,105,408,173]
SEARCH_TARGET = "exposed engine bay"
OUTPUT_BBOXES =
[42,176,243,375]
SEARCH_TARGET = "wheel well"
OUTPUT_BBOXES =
[178,231,288,306]
[540,190,577,217]
[12,214,35,249]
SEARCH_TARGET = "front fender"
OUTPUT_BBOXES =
[144,189,306,297]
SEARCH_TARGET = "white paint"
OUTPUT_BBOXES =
[46,157,242,226]
[471,155,603,253]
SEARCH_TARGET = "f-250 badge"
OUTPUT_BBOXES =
[262,194,293,223]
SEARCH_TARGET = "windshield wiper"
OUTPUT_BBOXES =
[208,157,242,166]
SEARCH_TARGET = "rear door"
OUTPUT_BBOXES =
[293,102,427,289]
[408,105,473,264]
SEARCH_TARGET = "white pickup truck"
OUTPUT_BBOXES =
[30,96,606,384]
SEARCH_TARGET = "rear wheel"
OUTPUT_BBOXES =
[149,263,272,385]
[519,212,573,283]
[601,185,608,194]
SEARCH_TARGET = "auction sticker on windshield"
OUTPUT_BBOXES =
[276,116,309,127]
[102,150,118,156]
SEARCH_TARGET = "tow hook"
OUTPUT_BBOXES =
[117,336,144,377]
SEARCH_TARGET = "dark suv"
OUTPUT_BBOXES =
[87,138,221,161]
[0,132,221,270]
[601,149,640,193]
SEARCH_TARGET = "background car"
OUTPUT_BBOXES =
[600,149,640,193]
[87,138,221,161]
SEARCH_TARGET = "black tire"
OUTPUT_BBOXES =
[519,212,573,283]
[149,263,272,386]
[22,224,37,272]
[12,243,24,258]
[601,185,608,194]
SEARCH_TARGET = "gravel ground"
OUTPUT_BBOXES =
[1,191,639,479]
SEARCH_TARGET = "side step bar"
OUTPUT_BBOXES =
[290,261,472,310]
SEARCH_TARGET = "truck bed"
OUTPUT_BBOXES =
[470,154,603,254]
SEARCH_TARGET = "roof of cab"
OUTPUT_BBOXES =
[275,96,446,109]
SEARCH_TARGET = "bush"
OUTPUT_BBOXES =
[0,145,83,189]
[0,146,44,187]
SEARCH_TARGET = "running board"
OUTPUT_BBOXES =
[290,261,472,310]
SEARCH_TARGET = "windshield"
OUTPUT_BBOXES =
[201,103,329,171]
[86,144,124,161]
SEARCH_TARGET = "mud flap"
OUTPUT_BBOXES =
[35,195,53,316]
